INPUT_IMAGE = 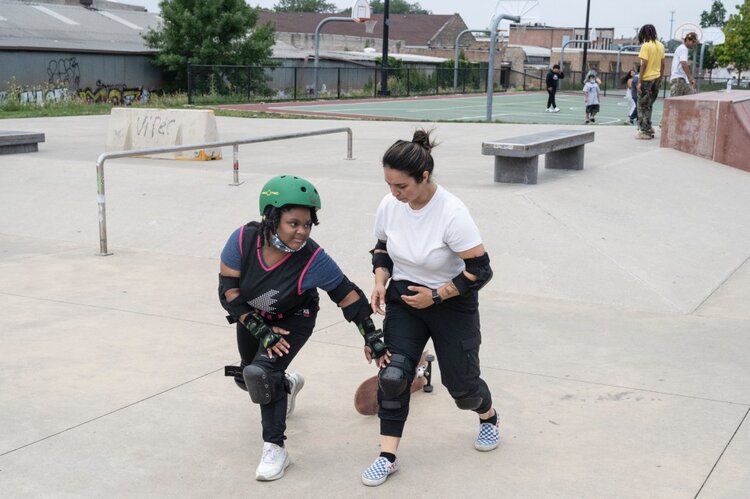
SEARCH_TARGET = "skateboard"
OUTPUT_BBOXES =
[354,351,434,416]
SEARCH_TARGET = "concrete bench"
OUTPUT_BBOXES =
[0,131,46,155]
[482,130,595,184]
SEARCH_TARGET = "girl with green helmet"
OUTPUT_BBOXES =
[218,175,390,482]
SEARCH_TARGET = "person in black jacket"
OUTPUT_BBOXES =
[545,64,564,112]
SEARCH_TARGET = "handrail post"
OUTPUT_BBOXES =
[345,128,353,159]
[486,15,520,122]
[96,156,112,256]
[230,144,244,186]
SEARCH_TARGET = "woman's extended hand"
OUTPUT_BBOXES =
[371,284,387,315]
[364,346,392,368]
[402,285,434,309]
[266,326,291,358]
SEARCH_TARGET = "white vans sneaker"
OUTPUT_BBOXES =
[286,372,305,418]
[545,107,552,112]
[255,442,290,481]
[552,107,560,113]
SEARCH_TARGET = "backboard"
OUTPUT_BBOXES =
[674,23,703,42]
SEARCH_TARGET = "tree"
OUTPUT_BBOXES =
[714,0,750,79]
[700,0,727,27]
[273,0,338,12]
[143,0,276,92]
[370,0,431,15]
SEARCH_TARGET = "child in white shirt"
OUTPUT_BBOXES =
[583,73,601,124]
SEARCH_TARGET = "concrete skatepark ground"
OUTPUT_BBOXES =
[1,114,749,498]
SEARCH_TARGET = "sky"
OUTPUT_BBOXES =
[126,0,731,42]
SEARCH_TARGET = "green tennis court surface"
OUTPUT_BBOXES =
[267,92,663,125]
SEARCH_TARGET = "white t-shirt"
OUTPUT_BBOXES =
[373,185,482,288]
[670,44,689,82]
[583,81,600,106]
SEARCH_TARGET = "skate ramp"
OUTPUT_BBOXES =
[660,90,750,172]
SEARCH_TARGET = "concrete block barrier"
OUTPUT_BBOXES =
[105,108,222,160]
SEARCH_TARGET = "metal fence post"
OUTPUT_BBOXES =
[187,64,193,105]
[293,67,297,101]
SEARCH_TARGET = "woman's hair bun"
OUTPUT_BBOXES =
[412,129,435,151]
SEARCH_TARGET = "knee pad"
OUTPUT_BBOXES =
[378,353,414,399]
[242,364,284,405]
[450,387,486,411]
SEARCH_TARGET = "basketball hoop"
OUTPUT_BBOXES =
[674,23,703,42]
[351,0,375,34]
[363,19,377,34]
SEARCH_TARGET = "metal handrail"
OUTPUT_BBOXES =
[96,127,354,256]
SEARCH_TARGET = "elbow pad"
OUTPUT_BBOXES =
[452,253,493,295]
[218,273,252,323]
[370,239,393,275]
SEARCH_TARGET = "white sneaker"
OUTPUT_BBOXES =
[552,107,560,113]
[545,107,552,112]
[255,442,290,481]
[286,372,305,418]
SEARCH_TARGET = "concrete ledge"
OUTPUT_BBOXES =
[105,108,222,160]
[0,131,45,155]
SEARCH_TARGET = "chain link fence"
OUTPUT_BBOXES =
[187,64,512,104]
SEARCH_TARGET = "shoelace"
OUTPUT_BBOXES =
[262,446,280,463]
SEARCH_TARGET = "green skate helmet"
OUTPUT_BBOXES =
[259,175,321,215]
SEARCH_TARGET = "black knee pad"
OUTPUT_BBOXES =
[378,353,414,399]
[243,364,284,405]
[450,386,487,411]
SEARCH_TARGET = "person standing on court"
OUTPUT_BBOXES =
[583,72,601,124]
[636,24,665,140]
[218,175,389,482]
[621,69,637,124]
[360,130,498,487]
[670,32,698,97]
[546,64,564,112]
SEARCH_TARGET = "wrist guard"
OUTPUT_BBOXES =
[241,312,282,349]
[356,316,387,358]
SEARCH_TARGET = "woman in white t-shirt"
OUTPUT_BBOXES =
[360,130,498,487]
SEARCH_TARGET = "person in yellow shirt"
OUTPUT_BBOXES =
[636,24,665,140]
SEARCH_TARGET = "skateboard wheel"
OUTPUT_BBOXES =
[426,354,435,362]
[423,385,433,393]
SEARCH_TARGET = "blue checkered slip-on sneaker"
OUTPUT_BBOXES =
[361,456,399,486]
[474,419,500,451]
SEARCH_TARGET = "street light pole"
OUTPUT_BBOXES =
[379,0,390,96]
[581,0,591,82]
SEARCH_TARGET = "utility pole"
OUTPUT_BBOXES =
[669,10,675,40]
[581,0,591,83]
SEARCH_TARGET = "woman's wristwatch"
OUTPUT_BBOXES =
[431,288,443,304]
